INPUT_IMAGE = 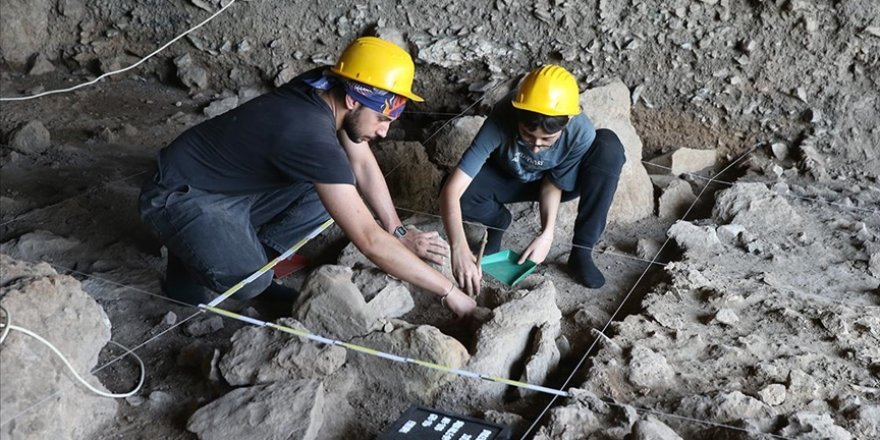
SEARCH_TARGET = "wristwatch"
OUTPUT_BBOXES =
[393,225,408,239]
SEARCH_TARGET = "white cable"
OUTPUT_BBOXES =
[0,306,144,399]
[0,0,237,102]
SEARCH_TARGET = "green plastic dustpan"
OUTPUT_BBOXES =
[480,249,537,286]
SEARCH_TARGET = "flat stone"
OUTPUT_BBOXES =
[220,318,346,386]
[667,221,721,255]
[187,380,325,440]
[425,116,486,170]
[348,323,468,400]
[631,417,684,440]
[758,384,787,406]
[183,315,224,337]
[203,96,239,118]
[779,412,853,440]
[9,120,51,155]
[577,80,654,224]
[658,178,697,219]
[647,147,717,175]
[714,308,740,325]
[628,345,674,389]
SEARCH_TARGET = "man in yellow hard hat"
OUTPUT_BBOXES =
[139,37,477,318]
[440,65,625,293]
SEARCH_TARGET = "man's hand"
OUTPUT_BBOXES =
[451,245,482,296]
[444,288,477,318]
[518,232,553,265]
[400,230,450,265]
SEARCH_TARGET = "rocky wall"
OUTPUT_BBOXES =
[2,0,878,169]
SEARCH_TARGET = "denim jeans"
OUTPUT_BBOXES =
[139,176,329,299]
[459,128,626,250]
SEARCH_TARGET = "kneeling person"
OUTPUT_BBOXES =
[139,37,476,317]
[440,65,626,294]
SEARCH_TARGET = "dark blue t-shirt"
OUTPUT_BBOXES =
[457,93,597,192]
[155,68,355,194]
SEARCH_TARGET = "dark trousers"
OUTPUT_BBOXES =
[459,129,625,250]
[138,177,329,299]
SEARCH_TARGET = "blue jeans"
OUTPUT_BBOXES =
[139,176,329,300]
[459,129,626,250]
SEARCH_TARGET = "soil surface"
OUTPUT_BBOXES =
[1,1,879,439]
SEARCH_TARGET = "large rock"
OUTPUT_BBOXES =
[517,321,561,397]
[778,412,853,440]
[0,0,50,65]
[667,221,722,256]
[348,323,469,400]
[677,391,768,423]
[295,265,413,340]
[577,80,654,224]
[631,417,684,440]
[219,318,347,386]
[647,147,717,175]
[424,116,486,170]
[628,345,675,389]
[468,280,562,398]
[187,380,324,440]
[0,255,117,440]
[713,183,802,231]
[534,389,638,439]
[0,230,81,267]
[9,121,52,155]
[372,140,443,214]
[658,178,697,219]
[174,53,209,92]
[413,35,512,69]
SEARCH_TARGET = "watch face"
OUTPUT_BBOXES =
[394,226,407,238]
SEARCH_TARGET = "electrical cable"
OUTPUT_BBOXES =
[0,1,237,102]
[0,305,145,399]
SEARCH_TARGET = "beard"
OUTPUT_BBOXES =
[342,107,373,143]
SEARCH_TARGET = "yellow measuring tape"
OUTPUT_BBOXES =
[200,217,571,398]
[200,304,571,397]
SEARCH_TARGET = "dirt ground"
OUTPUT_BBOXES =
[1,1,879,439]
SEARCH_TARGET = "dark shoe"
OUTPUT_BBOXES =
[163,253,212,305]
[258,281,300,303]
[567,249,605,288]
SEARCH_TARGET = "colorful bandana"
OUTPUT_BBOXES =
[343,80,407,119]
[303,70,407,119]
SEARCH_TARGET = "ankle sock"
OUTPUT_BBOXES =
[485,228,505,255]
[567,249,605,289]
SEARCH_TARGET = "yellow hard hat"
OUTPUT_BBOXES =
[331,36,424,102]
[511,65,581,116]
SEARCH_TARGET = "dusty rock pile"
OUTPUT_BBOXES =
[538,181,880,439]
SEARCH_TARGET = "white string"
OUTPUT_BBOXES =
[520,145,760,439]
[642,161,879,215]
[0,1,237,102]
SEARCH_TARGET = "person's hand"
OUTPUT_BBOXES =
[518,232,553,265]
[451,245,482,295]
[400,230,450,265]
[443,288,477,319]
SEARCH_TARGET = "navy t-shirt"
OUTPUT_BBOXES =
[457,92,597,192]
[155,68,355,194]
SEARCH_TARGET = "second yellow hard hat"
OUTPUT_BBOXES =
[512,65,581,116]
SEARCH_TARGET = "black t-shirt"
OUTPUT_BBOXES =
[155,68,355,194]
